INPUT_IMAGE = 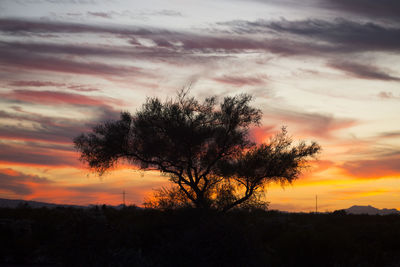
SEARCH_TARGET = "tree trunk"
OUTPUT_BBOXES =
[194,194,211,209]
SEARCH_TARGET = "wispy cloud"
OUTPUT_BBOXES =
[0,95,120,144]
[9,80,102,93]
[378,131,400,138]
[0,18,164,35]
[3,89,121,106]
[212,74,267,87]
[9,80,65,87]
[4,17,397,63]
[0,168,52,196]
[378,92,400,100]
[242,0,400,21]
[0,45,146,77]
[327,61,400,81]
[2,16,397,78]
[341,155,400,179]
[0,142,79,167]
[265,108,357,139]
[322,0,400,21]
[155,10,182,17]
[221,18,400,53]
[87,11,112,19]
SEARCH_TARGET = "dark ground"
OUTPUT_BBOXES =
[1,205,400,267]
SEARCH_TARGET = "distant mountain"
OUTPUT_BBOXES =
[345,205,400,215]
[0,198,134,209]
[0,198,85,209]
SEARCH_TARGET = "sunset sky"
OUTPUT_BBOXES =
[1,0,399,212]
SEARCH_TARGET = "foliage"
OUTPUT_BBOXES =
[143,186,192,210]
[143,184,269,211]
[74,91,320,211]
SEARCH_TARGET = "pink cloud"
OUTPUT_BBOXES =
[9,80,100,92]
[67,85,100,92]
[0,104,119,144]
[266,108,357,139]
[309,160,336,173]
[4,90,120,107]
[249,125,277,143]
[0,168,52,196]
[0,46,146,77]
[0,142,80,167]
[340,155,400,179]
[9,81,66,87]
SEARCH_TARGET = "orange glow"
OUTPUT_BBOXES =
[250,126,276,143]
[335,189,389,199]
[0,168,20,176]
[2,159,400,211]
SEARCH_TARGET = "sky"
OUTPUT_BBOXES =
[0,0,399,212]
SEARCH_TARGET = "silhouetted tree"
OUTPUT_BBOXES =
[74,90,320,211]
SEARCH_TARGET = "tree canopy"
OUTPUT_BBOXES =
[74,91,321,211]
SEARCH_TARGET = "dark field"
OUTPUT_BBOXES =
[1,205,400,267]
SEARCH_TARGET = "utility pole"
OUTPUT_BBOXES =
[122,190,126,206]
[315,195,318,213]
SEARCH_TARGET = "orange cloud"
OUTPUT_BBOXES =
[340,155,400,179]
[308,159,336,173]
[0,168,52,196]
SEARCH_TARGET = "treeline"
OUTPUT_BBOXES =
[1,205,400,266]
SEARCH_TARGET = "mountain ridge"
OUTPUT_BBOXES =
[344,205,400,215]
[1,198,399,215]
[0,198,85,209]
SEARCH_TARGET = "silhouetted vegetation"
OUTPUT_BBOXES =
[1,205,400,266]
[74,91,320,211]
